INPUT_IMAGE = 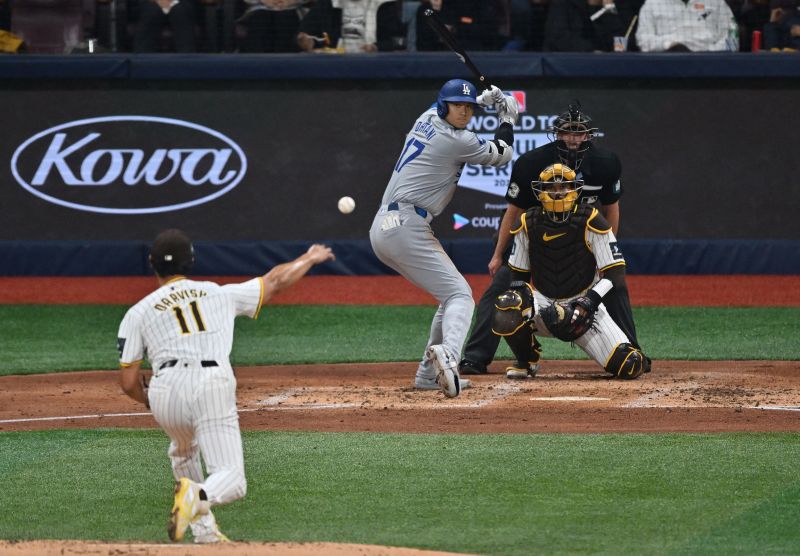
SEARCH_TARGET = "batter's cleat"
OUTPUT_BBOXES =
[506,362,540,379]
[427,344,464,398]
[414,375,471,391]
[459,359,487,375]
[169,478,203,542]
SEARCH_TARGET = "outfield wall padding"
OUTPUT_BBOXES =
[1,239,798,276]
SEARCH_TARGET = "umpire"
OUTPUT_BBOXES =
[459,100,650,377]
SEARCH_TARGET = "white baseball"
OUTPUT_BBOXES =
[337,196,355,214]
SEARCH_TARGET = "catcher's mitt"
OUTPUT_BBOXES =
[540,296,597,342]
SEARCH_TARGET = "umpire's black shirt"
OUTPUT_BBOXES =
[505,142,622,210]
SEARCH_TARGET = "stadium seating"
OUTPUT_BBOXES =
[9,0,91,53]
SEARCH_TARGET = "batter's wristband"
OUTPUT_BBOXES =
[494,122,514,146]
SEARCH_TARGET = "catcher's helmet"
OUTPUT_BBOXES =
[533,163,583,223]
[547,100,598,170]
[150,228,195,277]
[436,79,479,118]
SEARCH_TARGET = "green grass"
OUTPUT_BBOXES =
[0,430,798,554]
[1,305,799,375]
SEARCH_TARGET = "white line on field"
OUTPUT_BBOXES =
[3,400,798,425]
[0,383,521,425]
[623,382,701,408]
[530,396,610,401]
[0,412,150,424]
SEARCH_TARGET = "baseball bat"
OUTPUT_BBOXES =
[423,8,493,89]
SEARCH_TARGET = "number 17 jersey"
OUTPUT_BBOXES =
[117,276,264,370]
[380,107,503,218]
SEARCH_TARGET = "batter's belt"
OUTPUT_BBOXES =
[387,202,431,221]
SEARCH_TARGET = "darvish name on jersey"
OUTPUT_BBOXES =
[153,288,207,312]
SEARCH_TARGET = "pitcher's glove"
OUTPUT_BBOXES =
[541,295,598,342]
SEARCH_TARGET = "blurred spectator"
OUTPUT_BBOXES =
[1,0,10,31]
[635,0,738,51]
[527,0,551,49]
[763,0,800,49]
[236,0,310,52]
[8,0,89,53]
[739,0,771,49]
[415,0,502,50]
[495,0,513,48]
[503,0,534,49]
[543,0,625,51]
[297,0,405,52]
[133,0,197,51]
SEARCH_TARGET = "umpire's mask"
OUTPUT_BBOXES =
[547,100,598,170]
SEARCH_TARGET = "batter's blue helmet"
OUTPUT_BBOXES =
[436,79,478,118]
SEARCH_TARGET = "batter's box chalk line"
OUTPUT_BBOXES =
[623,382,702,408]
[530,396,611,402]
[252,382,522,410]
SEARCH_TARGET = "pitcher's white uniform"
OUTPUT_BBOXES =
[370,105,512,384]
[118,276,263,509]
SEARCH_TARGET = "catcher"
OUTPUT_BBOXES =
[492,163,648,379]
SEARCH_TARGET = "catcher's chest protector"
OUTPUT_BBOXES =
[527,207,597,299]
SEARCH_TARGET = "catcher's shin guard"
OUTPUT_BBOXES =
[507,336,543,379]
[604,343,645,380]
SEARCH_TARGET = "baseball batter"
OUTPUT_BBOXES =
[369,78,519,397]
[493,164,647,379]
[117,229,334,543]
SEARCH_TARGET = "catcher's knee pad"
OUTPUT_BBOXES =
[605,343,645,380]
[492,283,534,337]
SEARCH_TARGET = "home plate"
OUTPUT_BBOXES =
[530,396,610,402]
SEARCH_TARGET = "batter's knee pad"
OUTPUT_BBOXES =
[605,343,645,380]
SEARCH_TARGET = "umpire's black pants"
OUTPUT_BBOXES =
[461,265,512,371]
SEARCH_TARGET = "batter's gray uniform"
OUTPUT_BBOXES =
[370,106,512,384]
[507,208,629,366]
[118,276,263,529]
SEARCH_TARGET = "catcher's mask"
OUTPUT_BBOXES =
[547,100,598,170]
[149,228,195,277]
[533,163,583,223]
[492,284,535,336]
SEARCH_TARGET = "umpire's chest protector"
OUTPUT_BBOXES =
[527,206,599,299]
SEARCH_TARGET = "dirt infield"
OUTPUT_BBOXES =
[2,360,798,434]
